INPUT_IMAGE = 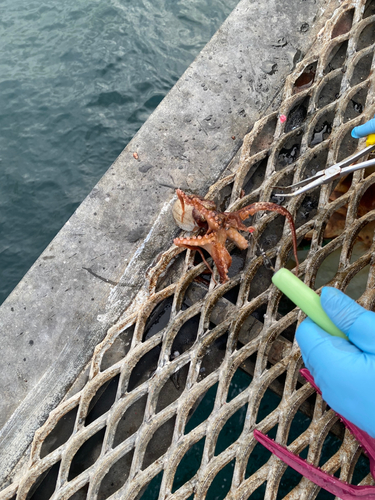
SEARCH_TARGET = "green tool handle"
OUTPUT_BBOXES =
[272,268,348,339]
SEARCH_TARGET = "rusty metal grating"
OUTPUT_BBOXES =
[2,0,375,498]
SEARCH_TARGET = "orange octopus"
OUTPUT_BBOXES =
[173,189,299,283]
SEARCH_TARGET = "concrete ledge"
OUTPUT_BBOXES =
[0,0,332,485]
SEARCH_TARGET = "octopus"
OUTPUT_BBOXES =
[173,189,299,284]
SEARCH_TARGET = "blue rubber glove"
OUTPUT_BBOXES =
[296,287,375,438]
[351,114,375,139]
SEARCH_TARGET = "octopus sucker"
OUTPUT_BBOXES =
[173,189,299,283]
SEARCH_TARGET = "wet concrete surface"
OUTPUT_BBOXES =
[0,0,334,486]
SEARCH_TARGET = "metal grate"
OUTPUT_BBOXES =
[2,0,375,498]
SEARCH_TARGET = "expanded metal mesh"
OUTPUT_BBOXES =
[2,0,375,498]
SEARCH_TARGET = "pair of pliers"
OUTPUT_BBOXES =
[274,143,375,197]
[254,368,375,499]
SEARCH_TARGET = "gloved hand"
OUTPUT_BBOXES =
[296,287,375,438]
[351,114,375,145]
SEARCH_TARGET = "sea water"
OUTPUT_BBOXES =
[0,0,239,305]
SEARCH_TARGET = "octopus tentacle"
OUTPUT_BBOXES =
[225,227,249,250]
[235,202,299,273]
[176,189,221,232]
[209,242,232,283]
[174,234,219,284]
[191,203,222,233]
[174,242,217,284]
[224,212,255,233]
[174,233,216,248]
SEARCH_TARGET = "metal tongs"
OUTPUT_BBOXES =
[275,144,375,197]
[254,369,375,499]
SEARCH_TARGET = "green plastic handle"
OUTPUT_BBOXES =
[272,268,348,339]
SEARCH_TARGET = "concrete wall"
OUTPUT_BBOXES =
[0,0,333,485]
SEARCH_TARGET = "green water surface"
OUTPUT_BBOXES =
[0,0,239,304]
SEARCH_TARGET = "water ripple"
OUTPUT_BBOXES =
[0,0,239,304]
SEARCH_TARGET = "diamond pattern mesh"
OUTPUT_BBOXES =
[2,0,375,499]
